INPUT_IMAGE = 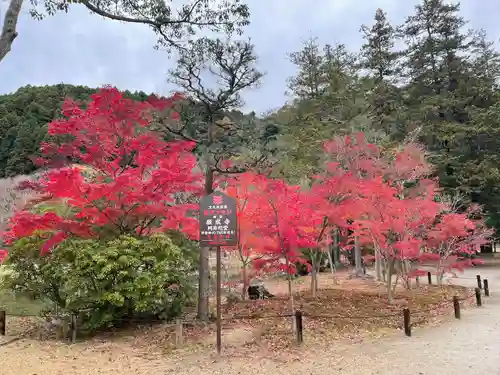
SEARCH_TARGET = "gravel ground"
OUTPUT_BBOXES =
[170,268,500,375]
[1,268,498,375]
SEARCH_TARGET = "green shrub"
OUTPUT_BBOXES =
[3,233,197,331]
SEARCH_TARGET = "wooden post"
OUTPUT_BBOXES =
[484,279,490,297]
[403,308,411,337]
[295,310,303,344]
[216,245,222,355]
[427,272,432,285]
[71,314,77,343]
[476,274,482,290]
[0,311,5,336]
[475,287,482,307]
[453,296,460,319]
[175,319,183,346]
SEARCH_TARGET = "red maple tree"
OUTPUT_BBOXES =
[423,203,493,281]
[224,172,269,299]
[307,164,357,289]
[2,88,201,256]
[249,178,320,313]
[356,176,441,296]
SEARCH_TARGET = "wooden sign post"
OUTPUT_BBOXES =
[199,191,238,355]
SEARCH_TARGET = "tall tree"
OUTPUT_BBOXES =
[277,40,371,183]
[360,8,402,138]
[162,37,267,320]
[287,38,325,100]
[399,0,500,232]
[399,0,472,191]
[401,0,470,97]
[360,9,398,83]
[321,43,362,123]
[0,0,250,63]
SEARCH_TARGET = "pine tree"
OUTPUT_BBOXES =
[287,38,325,100]
[167,37,267,321]
[360,8,399,83]
[399,0,472,181]
[360,8,402,138]
[400,0,500,230]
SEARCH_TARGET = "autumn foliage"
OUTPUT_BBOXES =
[2,88,201,256]
[0,88,493,305]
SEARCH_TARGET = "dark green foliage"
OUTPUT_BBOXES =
[3,233,197,331]
[276,0,500,232]
[397,0,500,228]
[0,84,150,178]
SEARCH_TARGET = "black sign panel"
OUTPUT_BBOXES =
[199,191,238,246]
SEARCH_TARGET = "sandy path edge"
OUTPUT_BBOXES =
[1,268,499,375]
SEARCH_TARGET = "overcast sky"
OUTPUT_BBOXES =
[0,0,499,114]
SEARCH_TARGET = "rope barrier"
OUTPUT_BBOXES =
[3,291,476,321]
[0,278,485,348]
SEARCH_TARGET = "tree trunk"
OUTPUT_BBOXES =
[391,260,400,295]
[375,246,382,281]
[392,273,399,295]
[310,263,317,298]
[310,252,320,297]
[386,257,395,303]
[402,260,411,289]
[333,229,341,267]
[326,248,338,284]
[198,132,214,320]
[285,255,296,332]
[437,272,444,286]
[241,264,248,300]
[198,246,210,320]
[0,0,23,63]
[381,257,387,282]
[352,236,364,277]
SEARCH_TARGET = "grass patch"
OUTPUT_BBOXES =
[0,265,51,317]
[0,289,50,316]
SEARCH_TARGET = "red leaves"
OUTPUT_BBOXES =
[227,133,494,284]
[223,173,323,275]
[2,88,201,257]
[0,249,8,263]
[1,89,494,287]
[41,232,68,255]
[317,133,494,278]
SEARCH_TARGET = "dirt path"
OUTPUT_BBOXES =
[166,268,500,375]
[1,268,499,375]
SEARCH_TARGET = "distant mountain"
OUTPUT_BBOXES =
[0,84,152,178]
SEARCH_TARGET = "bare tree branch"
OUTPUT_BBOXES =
[1,0,251,62]
[212,153,269,174]
[29,0,250,51]
[168,37,263,116]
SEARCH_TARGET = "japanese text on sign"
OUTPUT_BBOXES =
[199,192,238,246]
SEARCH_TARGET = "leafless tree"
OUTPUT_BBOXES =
[161,37,266,320]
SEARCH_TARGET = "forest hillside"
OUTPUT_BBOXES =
[1,1,500,232]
